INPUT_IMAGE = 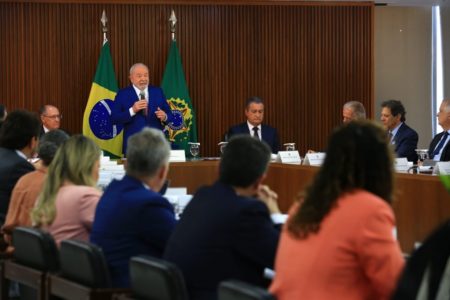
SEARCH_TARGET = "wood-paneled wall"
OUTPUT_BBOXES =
[0,1,373,157]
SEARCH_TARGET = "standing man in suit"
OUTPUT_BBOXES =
[227,96,280,153]
[91,128,177,288]
[342,101,366,123]
[0,110,40,225]
[39,105,62,137]
[164,135,282,300]
[380,99,418,162]
[429,99,450,161]
[111,63,174,155]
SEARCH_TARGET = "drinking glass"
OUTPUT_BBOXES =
[284,143,296,151]
[415,149,429,163]
[218,142,228,155]
[188,142,200,160]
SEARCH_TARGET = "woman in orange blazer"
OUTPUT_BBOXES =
[270,121,405,300]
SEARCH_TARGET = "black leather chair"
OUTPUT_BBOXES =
[3,226,59,300]
[129,255,188,300]
[218,280,275,300]
[49,239,129,300]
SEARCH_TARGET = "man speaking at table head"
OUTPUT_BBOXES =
[111,63,174,155]
[227,96,280,153]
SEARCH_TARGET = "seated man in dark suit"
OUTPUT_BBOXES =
[164,135,282,300]
[227,96,280,153]
[90,128,177,287]
[0,110,40,225]
[39,104,62,137]
[429,98,450,161]
[380,99,418,162]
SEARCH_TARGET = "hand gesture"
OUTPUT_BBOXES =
[155,107,167,122]
[257,185,281,214]
[132,99,148,113]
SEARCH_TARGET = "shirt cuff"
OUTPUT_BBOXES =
[129,107,136,117]
[271,213,288,224]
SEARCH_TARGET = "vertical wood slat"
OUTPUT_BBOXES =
[0,2,373,157]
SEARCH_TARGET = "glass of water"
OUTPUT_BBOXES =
[218,142,228,155]
[188,142,200,160]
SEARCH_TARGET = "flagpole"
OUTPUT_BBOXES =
[169,9,177,41]
[101,10,108,44]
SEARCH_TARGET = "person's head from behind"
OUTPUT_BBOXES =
[37,130,70,166]
[0,110,40,156]
[39,105,61,131]
[32,135,100,226]
[437,99,450,130]
[219,135,271,192]
[380,99,405,131]
[342,101,366,123]
[129,63,149,91]
[245,96,265,127]
[126,128,171,192]
[288,120,394,238]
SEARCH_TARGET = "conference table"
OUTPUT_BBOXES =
[167,160,450,253]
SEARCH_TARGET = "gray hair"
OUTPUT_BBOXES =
[129,63,149,75]
[442,99,450,112]
[126,128,171,179]
[343,101,366,120]
[38,130,69,166]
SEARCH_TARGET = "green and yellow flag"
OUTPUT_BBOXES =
[82,40,123,157]
[161,40,198,155]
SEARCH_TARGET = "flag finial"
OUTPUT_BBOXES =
[101,10,108,43]
[169,9,177,41]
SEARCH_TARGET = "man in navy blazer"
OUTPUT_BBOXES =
[90,128,177,287]
[111,63,174,155]
[0,110,40,225]
[227,96,280,153]
[164,135,282,300]
[381,99,418,162]
[429,99,450,161]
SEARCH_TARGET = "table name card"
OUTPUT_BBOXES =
[276,151,301,164]
[170,150,186,162]
[303,153,325,166]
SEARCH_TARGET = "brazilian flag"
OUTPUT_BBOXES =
[82,41,123,158]
[161,40,198,155]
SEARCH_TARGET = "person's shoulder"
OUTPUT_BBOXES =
[401,123,418,137]
[340,190,392,213]
[228,122,247,132]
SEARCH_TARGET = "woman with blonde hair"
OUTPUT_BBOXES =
[32,135,101,245]
[270,121,404,300]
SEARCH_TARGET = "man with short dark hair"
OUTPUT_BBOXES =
[380,99,418,162]
[227,96,280,153]
[39,105,62,137]
[164,135,282,300]
[0,110,41,225]
[91,127,177,287]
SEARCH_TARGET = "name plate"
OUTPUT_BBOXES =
[434,162,450,175]
[169,150,186,162]
[303,153,325,166]
[394,158,410,173]
[276,151,301,164]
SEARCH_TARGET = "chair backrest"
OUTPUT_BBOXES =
[12,226,59,272]
[59,239,111,288]
[218,280,275,300]
[129,255,188,300]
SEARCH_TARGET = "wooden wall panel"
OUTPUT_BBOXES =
[0,1,373,157]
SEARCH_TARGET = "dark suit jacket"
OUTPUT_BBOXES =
[227,123,280,153]
[392,221,450,300]
[111,85,174,155]
[90,175,177,287]
[164,181,280,300]
[393,123,419,162]
[428,131,450,161]
[0,147,34,225]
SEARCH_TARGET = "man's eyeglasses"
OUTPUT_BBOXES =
[44,114,62,120]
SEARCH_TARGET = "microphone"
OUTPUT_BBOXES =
[139,91,148,116]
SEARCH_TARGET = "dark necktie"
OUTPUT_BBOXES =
[388,131,393,144]
[431,131,449,159]
[252,127,260,140]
